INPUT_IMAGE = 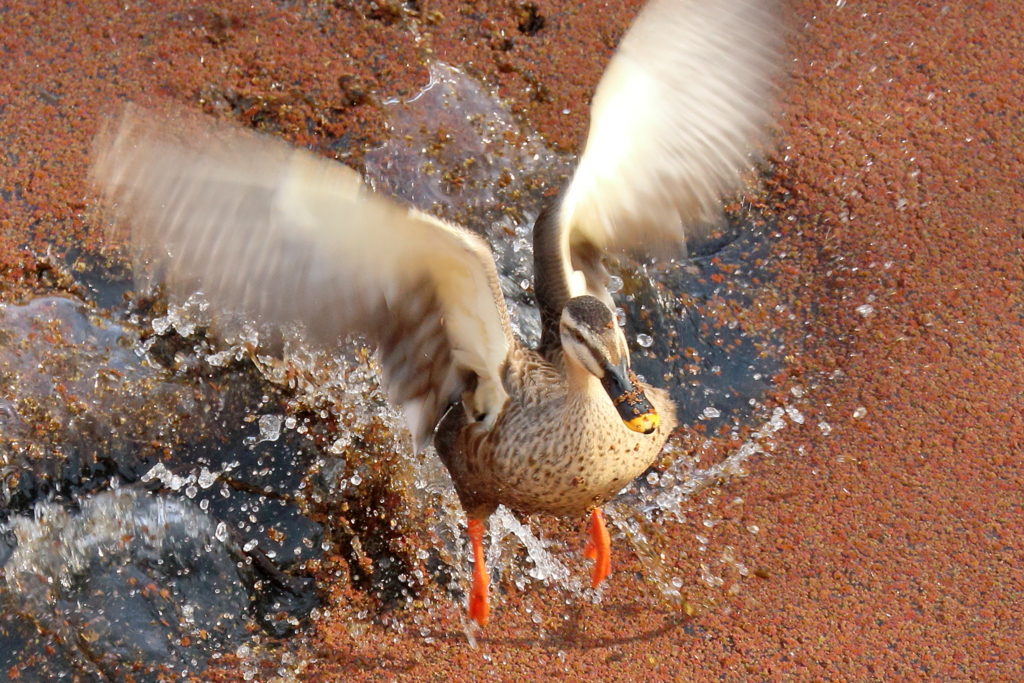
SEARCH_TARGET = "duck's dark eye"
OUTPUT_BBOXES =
[570,329,585,344]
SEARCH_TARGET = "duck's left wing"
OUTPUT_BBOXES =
[535,0,781,351]
[562,0,780,250]
[93,107,512,447]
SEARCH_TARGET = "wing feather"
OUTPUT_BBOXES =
[563,0,780,247]
[92,107,512,447]
[545,0,780,313]
[540,0,778,339]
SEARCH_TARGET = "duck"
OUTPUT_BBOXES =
[92,0,778,626]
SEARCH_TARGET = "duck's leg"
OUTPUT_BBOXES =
[584,507,611,588]
[467,518,490,626]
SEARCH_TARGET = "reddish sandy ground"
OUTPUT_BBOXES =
[2,1,1022,681]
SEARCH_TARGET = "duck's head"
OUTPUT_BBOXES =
[560,295,660,435]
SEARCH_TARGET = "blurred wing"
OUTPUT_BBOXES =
[548,0,780,310]
[92,107,512,447]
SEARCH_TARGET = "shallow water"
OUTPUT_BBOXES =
[0,298,321,680]
[0,62,794,678]
[6,490,251,679]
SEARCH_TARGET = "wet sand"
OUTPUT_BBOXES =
[2,0,1022,680]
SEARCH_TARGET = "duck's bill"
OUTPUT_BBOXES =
[601,360,660,434]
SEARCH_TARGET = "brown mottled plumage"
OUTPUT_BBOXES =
[438,343,676,520]
[92,0,778,628]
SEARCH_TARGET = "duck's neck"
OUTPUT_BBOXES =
[564,360,610,407]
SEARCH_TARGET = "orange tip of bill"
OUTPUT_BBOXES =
[623,411,659,434]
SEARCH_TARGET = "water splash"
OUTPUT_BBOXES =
[0,59,789,674]
[139,62,786,618]
[0,296,323,676]
[4,489,252,680]
[0,296,193,501]
[364,62,567,224]
[364,61,571,346]
[487,506,574,589]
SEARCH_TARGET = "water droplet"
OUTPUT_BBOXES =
[852,406,867,419]
[818,421,833,435]
[350,473,363,486]
[855,304,875,317]
[636,333,653,348]
[152,317,171,335]
[608,275,623,294]
[197,467,218,489]
[257,414,283,443]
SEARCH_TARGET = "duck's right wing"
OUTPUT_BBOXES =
[93,108,513,448]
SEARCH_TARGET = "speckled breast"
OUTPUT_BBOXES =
[484,384,676,517]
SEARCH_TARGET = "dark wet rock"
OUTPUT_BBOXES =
[0,296,326,678]
[0,296,189,504]
[254,575,319,638]
[0,610,82,683]
[621,206,781,430]
[200,487,323,572]
[3,490,252,682]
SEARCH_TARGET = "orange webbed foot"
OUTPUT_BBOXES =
[467,518,490,626]
[584,507,611,589]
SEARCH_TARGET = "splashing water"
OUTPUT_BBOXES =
[0,296,197,499]
[4,489,252,680]
[0,60,790,675]
[267,62,788,616]
[0,297,322,676]
[606,407,793,605]
[151,62,783,614]
[365,61,572,346]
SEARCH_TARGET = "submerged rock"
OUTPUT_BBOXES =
[4,490,251,681]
